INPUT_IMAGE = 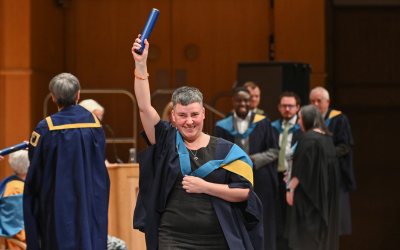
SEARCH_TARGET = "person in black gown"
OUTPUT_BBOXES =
[131,36,264,250]
[285,105,340,250]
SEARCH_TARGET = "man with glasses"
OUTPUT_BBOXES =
[271,91,303,250]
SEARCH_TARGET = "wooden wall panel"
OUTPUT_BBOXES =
[274,0,326,88]
[172,0,272,114]
[334,8,400,88]
[65,0,171,157]
[0,0,31,178]
[30,0,65,128]
[329,6,400,250]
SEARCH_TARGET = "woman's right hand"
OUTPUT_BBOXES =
[131,35,149,65]
[0,156,4,161]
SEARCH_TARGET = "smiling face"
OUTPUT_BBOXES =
[247,86,261,110]
[232,91,251,119]
[172,102,205,141]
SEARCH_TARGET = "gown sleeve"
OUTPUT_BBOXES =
[291,139,329,224]
[24,123,49,250]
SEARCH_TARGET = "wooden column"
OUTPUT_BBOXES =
[274,0,326,89]
[0,0,31,178]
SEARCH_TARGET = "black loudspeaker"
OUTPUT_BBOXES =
[237,61,311,121]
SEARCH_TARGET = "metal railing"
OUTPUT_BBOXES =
[43,89,138,159]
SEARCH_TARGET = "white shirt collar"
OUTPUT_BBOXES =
[234,111,252,122]
[282,114,297,129]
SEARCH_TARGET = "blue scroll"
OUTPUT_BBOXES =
[0,142,28,156]
[134,8,160,55]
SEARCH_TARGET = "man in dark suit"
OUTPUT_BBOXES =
[215,87,278,250]
[271,92,303,250]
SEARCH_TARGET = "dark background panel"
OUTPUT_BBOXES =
[237,62,310,121]
[328,4,400,250]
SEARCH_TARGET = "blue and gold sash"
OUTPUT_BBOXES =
[176,131,254,185]
[271,120,301,134]
[216,114,265,139]
[325,110,342,127]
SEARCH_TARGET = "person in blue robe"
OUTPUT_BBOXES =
[131,37,264,250]
[271,92,303,250]
[24,73,110,250]
[214,87,279,250]
[0,150,30,250]
[310,86,356,235]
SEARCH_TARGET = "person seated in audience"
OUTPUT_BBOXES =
[79,99,117,166]
[0,150,30,250]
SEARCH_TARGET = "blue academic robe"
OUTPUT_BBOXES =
[134,120,264,250]
[24,105,110,250]
[214,113,279,250]
[325,109,356,235]
[271,118,303,247]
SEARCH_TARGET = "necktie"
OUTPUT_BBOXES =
[278,122,290,172]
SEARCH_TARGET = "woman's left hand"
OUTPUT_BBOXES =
[182,175,208,194]
[286,191,294,206]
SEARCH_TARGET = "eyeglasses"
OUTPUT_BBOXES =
[279,104,295,109]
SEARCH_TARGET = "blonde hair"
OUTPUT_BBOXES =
[8,150,30,175]
[79,99,104,115]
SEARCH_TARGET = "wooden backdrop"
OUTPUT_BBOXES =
[0,0,329,248]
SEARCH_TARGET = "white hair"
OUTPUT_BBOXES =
[310,86,330,100]
[8,150,30,175]
[79,99,104,115]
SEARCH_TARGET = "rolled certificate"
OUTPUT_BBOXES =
[0,142,28,156]
[134,8,160,55]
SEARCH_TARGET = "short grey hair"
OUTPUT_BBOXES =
[8,150,30,175]
[79,99,104,115]
[299,105,331,135]
[49,73,81,108]
[310,86,330,100]
[171,87,203,108]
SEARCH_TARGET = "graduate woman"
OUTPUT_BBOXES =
[285,105,341,250]
[131,36,264,250]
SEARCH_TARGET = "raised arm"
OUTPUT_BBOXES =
[132,35,160,144]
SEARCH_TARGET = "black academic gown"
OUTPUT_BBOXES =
[325,109,356,235]
[24,105,110,250]
[285,131,341,250]
[134,120,264,250]
[271,118,303,249]
[215,113,279,250]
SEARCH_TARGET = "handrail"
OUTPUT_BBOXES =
[209,92,233,132]
[43,89,138,162]
[150,88,175,102]
[150,88,226,133]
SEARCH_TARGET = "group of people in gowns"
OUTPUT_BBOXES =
[212,79,355,250]
[0,31,355,250]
